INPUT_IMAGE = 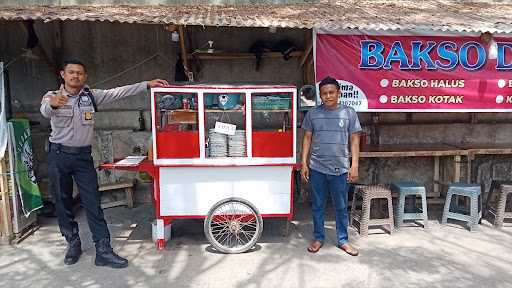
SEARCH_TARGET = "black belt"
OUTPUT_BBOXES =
[50,142,92,154]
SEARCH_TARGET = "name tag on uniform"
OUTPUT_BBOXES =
[84,111,93,120]
[80,95,92,106]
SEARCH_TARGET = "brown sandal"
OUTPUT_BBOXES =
[338,243,359,256]
[307,240,323,253]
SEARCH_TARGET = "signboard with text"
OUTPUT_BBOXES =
[314,29,512,112]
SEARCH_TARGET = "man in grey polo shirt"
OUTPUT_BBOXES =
[301,76,361,256]
[41,59,168,268]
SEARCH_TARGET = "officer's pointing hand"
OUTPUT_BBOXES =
[49,84,69,108]
[148,79,169,88]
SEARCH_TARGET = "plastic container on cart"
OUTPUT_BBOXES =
[204,93,217,108]
[159,94,182,110]
[217,94,240,110]
[252,96,291,110]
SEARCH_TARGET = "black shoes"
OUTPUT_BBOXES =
[94,238,128,269]
[64,237,82,265]
[62,237,128,268]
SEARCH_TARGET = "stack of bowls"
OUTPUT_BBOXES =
[208,129,228,157]
[228,130,246,157]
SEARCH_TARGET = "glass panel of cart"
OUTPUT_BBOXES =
[204,92,247,158]
[251,92,293,157]
[155,92,199,158]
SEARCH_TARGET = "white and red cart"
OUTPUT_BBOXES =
[103,84,298,253]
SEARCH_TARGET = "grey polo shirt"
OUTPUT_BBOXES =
[40,82,148,147]
[302,104,362,176]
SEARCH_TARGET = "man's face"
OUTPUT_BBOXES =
[319,84,339,108]
[60,64,87,89]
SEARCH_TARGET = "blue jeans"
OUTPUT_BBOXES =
[310,168,350,245]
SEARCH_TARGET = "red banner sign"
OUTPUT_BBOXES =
[314,30,512,112]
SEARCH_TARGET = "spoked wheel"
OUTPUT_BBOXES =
[204,197,263,254]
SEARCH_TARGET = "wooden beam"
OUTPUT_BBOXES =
[0,157,13,241]
[433,156,440,198]
[470,113,478,124]
[178,26,192,81]
[300,39,313,67]
[454,155,461,182]
[98,181,134,191]
[187,51,303,60]
[52,21,64,85]
[306,55,315,84]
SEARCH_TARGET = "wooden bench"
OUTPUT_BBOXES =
[99,181,135,209]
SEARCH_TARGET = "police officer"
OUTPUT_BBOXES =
[40,59,168,268]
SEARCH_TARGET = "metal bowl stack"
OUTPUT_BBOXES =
[208,129,228,157]
[228,130,246,157]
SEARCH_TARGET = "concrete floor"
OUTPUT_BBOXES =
[1,202,512,288]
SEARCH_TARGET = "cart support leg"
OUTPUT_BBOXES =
[154,218,171,250]
[156,239,166,250]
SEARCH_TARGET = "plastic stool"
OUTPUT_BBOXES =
[487,182,512,228]
[441,182,481,231]
[391,181,429,229]
[350,185,394,236]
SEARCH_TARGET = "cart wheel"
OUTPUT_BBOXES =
[204,197,263,254]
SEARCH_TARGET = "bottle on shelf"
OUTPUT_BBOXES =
[138,109,146,131]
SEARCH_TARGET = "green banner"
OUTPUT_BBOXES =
[9,118,42,215]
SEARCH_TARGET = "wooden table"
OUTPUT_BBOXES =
[359,144,469,198]
[443,144,512,182]
[359,144,512,198]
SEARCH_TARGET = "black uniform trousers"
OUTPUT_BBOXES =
[47,143,110,243]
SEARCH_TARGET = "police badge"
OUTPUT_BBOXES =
[84,111,93,120]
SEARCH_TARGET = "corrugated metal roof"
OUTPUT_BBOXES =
[1,1,512,33]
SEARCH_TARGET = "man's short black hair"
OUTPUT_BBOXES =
[62,59,86,72]
[319,76,340,91]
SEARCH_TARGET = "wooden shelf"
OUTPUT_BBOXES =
[188,51,303,60]
[205,109,244,113]
[253,109,291,112]
[162,109,197,113]
[167,120,197,124]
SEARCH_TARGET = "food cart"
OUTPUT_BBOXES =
[103,84,298,253]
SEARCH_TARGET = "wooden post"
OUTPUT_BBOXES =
[433,156,440,198]
[0,157,13,243]
[52,20,64,85]
[178,26,193,81]
[299,34,312,68]
[466,152,474,183]
[454,155,461,182]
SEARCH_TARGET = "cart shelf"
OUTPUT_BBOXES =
[253,109,290,113]
[162,109,197,112]
[205,109,244,113]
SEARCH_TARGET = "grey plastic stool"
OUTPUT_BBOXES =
[441,182,482,231]
[391,181,429,229]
